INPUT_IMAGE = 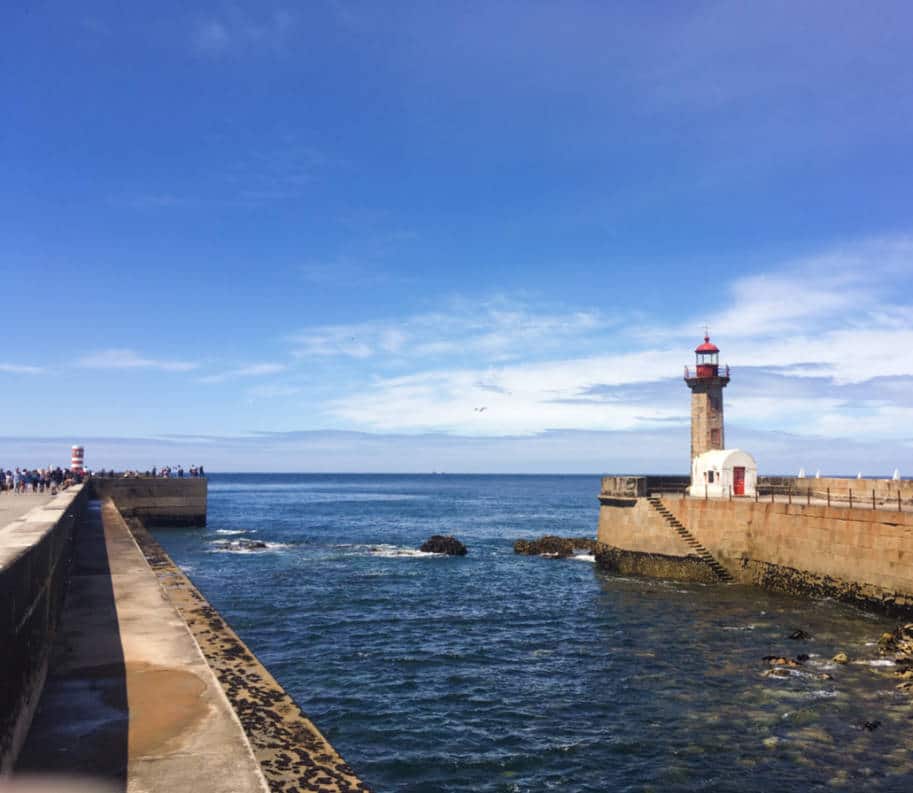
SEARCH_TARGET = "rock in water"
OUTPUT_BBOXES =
[513,535,597,558]
[420,535,467,556]
[788,629,812,640]
[832,652,850,664]
[213,539,268,551]
[879,624,913,659]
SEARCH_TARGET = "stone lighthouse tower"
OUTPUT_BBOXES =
[684,334,729,460]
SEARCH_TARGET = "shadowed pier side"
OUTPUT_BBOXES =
[17,499,270,792]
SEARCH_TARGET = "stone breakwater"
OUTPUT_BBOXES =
[0,487,88,773]
[3,478,371,792]
[129,520,371,793]
[597,477,913,615]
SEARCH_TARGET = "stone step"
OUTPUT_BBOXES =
[647,497,731,582]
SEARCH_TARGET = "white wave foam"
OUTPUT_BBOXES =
[569,553,595,563]
[209,540,288,554]
[215,529,248,536]
[368,544,442,559]
[336,543,444,558]
[853,658,895,667]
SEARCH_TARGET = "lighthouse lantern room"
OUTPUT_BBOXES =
[694,336,721,378]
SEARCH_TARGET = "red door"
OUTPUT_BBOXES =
[733,467,745,496]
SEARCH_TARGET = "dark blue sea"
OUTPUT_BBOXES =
[153,474,913,792]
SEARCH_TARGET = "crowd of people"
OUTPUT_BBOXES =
[0,466,83,494]
[1,463,206,494]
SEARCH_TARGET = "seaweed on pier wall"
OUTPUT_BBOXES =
[745,559,913,618]
[594,542,720,584]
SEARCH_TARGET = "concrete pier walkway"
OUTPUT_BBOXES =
[0,492,57,530]
[16,499,269,793]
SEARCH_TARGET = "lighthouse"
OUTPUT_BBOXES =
[684,334,729,461]
[684,334,757,498]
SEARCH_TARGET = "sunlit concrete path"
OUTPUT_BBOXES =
[0,493,57,530]
[16,499,269,793]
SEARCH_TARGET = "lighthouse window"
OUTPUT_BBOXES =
[707,471,715,483]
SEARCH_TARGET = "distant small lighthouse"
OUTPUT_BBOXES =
[684,333,729,461]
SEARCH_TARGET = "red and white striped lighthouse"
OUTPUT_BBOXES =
[71,445,85,473]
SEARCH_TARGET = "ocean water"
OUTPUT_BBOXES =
[154,474,913,792]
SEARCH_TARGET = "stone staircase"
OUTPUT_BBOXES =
[646,496,733,582]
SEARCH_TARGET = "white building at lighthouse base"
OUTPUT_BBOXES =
[689,449,758,498]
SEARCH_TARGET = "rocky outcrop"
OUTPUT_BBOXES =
[878,624,913,691]
[214,539,268,551]
[419,535,467,556]
[879,623,913,659]
[513,536,597,558]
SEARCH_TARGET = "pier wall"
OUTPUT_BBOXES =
[759,476,913,505]
[2,478,205,774]
[91,477,207,526]
[597,486,913,613]
[0,486,88,773]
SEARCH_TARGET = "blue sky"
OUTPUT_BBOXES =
[3,1,913,472]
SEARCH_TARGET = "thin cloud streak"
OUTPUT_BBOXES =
[192,9,296,57]
[199,363,287,384]
[77,349,198,372]
[288,300,612,363]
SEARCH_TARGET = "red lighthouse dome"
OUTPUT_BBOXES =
[695,335,719,377]
[684,334,729,381]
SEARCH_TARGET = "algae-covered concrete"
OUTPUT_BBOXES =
[129,521,371,793]
[16,499,269,793]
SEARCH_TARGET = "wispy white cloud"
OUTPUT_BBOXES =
[199,363,287,384]
[78,349,198,372]
[288,299,611,363]
[697,236,913,341]
[0,363,44,375]
[192,9,296,57]
[306,235,913,441]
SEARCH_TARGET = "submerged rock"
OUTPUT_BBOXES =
[788,629,812,640]
[214,539,268,551]
[833,652,850,665]
[513,535,597,558]
[879,624,913,659]
[763,656,801,667]
[419,535,467,556]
